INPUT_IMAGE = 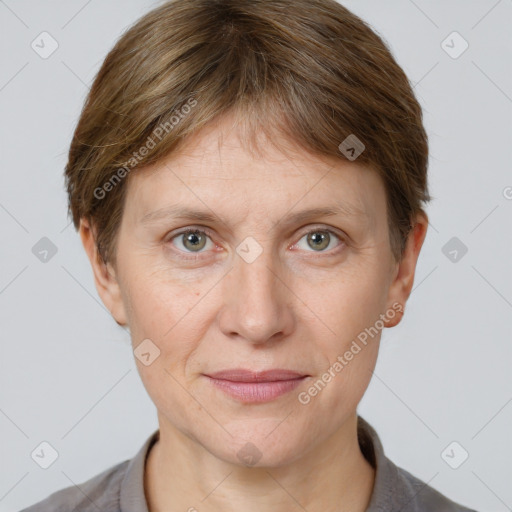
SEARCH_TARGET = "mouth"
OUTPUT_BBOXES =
[203,369,310,403]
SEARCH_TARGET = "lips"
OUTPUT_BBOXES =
[204,369,309,403]
[205,369,308,382]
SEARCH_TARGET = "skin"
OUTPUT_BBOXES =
[80,113,428,512]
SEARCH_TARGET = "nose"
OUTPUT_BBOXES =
[217,248,295,345]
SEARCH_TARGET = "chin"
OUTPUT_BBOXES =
[204,426,309,469]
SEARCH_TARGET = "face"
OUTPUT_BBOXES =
[81,115,426,467]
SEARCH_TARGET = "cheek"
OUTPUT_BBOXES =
[296,259,390,346]
[125,268,221,386]
[127,270,209,413]
[301,331,380,419]
[124,261,205,337]
[292,260,386,405]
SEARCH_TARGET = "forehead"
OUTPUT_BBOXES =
[123,115,386,230]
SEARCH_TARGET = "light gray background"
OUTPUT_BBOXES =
[1,1,511,511]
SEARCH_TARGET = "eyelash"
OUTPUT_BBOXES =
[166,225,346,260]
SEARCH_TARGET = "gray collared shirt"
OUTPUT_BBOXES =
[21,416,477,511]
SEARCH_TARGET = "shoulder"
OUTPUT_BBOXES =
[393,463,478,512]
[357,416,478,512]
[20,459,129,512]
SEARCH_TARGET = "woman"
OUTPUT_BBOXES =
[22,0,477,510]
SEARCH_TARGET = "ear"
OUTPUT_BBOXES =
[79,217,128,327]
[384,211,429,328]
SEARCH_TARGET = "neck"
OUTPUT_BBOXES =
[144,414,375,512]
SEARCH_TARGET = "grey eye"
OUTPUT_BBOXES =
[295,230,341,252]
[173,229,212,252]
[307,231,331,251]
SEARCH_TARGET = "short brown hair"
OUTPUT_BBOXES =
[65,0,430,267]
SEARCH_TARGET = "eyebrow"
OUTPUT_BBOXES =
[139,203,367,229]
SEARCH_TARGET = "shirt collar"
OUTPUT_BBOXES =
[119,415,402,512]
[357,415,410,511]
[119,429,159,512]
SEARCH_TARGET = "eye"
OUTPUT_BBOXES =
[293,228,344,253]
[166,226,345,259]
[169,228,215,254]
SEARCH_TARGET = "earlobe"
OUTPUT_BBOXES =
[79,218,128,326]
[384,302,405,328]
[384,212,429,328]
